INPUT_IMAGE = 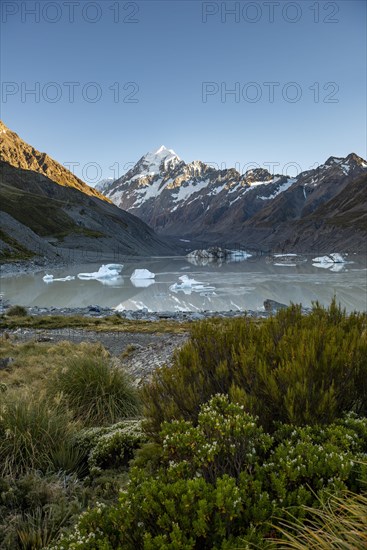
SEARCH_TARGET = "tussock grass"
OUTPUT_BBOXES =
[0,391,78,476]
[0,337,142,547]
[12,506,73,550]
[48,355,140,426]
[272,491,367,549]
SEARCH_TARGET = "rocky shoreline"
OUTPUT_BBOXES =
[0,299,309,321]
[0,257,68,278]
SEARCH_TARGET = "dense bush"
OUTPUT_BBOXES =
[51,396,367,549]
[143,300,367,434]
[5,305,28,317]
[48,355,140,426]
[74,420,145,475]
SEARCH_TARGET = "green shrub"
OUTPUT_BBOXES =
[6,305,28,317]
[143,300,367,434]
[50,397,367,549]
[159,394,272,483]
[48,355,140,426]
[74,420,145,475]
[0,392,79,476]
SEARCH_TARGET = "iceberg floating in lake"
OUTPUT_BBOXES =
[103,263,125,270]
[43,274,75,283]
[169,275,215,295]
[270,254,307,266]
[228,250,252,259]
[312,254,345,264]
[312,254,347,270]
[78,264,123,280]
[130,269,155,280]
[329,253,345,263]
[187,247,252,265]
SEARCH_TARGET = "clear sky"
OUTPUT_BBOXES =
[1,0,366,183]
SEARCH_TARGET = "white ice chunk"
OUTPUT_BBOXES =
[179,274,202,287]
[312,254,345,264]
[312,256,334,264]
[104,263,124,270]
[274,254,298,257]
[169,275,215,295]
[130,269,155,280]
[43,274,75,283]
[329,253,345,263]
[228,250,252,259]
[78,264,123,280]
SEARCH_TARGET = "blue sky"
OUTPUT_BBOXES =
[1,0,366,182]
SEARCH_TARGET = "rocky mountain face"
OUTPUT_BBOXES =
[274,171,367,253]
[0,126,174,263]
[102,147,367,252]
[0,120,109,202]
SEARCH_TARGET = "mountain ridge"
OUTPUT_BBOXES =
[0,120,110,203]
[99,146,367,251]
[0,126,174,262]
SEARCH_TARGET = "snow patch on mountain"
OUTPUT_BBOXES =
[258,178,296,200]
[134,178,165,204]
[173,179,210,202]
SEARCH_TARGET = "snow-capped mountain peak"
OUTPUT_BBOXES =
[325,156,343,166]
[154,145,177,157]
[138,145,181,176]
[103,149,366,241]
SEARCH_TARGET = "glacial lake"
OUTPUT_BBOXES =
[1,256,366,313]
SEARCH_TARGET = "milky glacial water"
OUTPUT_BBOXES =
[1,256,366,313]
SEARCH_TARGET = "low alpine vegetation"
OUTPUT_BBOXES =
[1,300,366,549]
[51,396,367,549]
[143,298,367,434]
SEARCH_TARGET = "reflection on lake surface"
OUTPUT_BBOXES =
[1,256,366,313]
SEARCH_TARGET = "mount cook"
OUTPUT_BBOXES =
[97,146,367,253]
